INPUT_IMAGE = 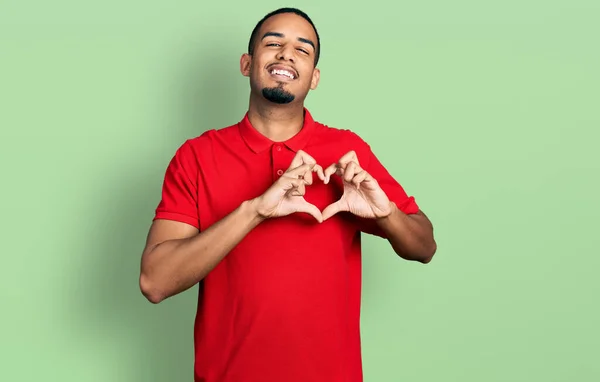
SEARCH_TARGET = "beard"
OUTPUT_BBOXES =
[262,85,295,104]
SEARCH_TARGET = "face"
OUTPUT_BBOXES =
[240,13,320,105]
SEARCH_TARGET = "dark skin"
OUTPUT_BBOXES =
[239,13,321,142]
[320,150,437,263]
[139,12,436,304]
[239,12,436,262]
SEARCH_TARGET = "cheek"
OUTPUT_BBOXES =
[302,68,316,85]
[250,64,265,82]
[248,55,264,73]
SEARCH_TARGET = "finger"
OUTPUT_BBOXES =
[285,163,314,185]
[287,179,306,196]
[324,164,346,184]
[288,149,318,170]
[282,178,305,193]
[312,164,325,182]
[322,200,346,221]
[351,170,369,189]
[290,184,306,196]
[323,163,337,184]
[288,150,325,185]
[297,162,326,185]
[285,163,314,179]
[303,167,314,185]
[338,150,359,167]
[295,200,323,223]
[343,161,361,183]
[324,152,360,184]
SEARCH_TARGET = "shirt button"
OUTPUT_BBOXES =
[277,169,284,176]
[276,146,282,151]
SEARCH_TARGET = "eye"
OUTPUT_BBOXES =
[297,48,309,55]
[266,42,280,47]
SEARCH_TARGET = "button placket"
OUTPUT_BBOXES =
[272,144,287,180]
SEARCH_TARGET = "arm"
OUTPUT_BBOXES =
[321,147,437,264]
[375,205,436,263]
[140,149,325,304]
[139,199,263,304]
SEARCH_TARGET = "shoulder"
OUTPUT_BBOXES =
[313,120,368,145]
[311,120,375,163]
[174,123,239,158]
[185,123,238,148]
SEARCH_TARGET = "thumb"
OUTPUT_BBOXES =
[322,200,345,221]
[295,200,323,223]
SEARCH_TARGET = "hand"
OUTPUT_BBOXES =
[322,150,392,221]
[253,150,326,223]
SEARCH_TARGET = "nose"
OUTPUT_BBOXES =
[276,45,295,63]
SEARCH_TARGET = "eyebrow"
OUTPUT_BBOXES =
[261,31,316,51]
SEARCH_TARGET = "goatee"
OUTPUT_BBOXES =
[262,86,295,104]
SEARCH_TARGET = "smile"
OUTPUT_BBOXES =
[271,69,295,79]
[268,66,297,81]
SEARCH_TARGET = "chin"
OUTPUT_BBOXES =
[262,86,296,104]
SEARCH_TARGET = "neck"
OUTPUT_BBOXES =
[247,95,306,142]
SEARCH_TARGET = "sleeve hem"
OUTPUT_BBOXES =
[396,196,419,215]
[357,196,420,238]
[153,211,200,230]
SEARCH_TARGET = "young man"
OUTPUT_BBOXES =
[139,7,436,382]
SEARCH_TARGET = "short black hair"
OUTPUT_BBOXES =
[247,7,321,65]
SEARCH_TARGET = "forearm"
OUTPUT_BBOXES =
[140,199,264,303]
[376,202,437,263]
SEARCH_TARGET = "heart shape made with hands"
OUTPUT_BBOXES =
[282,149,393,223]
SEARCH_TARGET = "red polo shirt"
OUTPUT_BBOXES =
[153,109,419,382]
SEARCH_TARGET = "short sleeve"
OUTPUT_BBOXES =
[153,140,200,229]
[355,144,419,238]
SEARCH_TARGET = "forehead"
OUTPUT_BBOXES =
[259,13,317,42]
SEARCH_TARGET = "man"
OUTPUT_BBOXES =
[139,7,436,382]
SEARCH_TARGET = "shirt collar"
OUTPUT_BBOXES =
[238,108,316,153]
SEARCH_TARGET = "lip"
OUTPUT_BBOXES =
[266,64,298,81]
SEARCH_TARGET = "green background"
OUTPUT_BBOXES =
[1,0,598,381]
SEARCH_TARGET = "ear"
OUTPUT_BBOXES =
[240,53,252,77]
[310,67,320,90]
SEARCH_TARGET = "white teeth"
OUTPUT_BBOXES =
[271,69,295,79]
